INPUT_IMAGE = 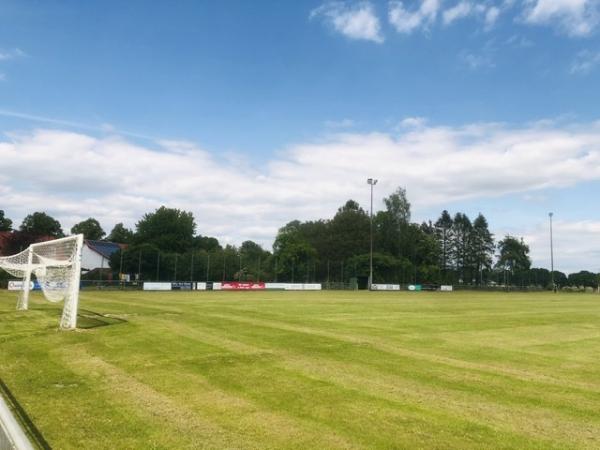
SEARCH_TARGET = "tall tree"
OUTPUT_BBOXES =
[434,210,453,277]
[451,213,473,283]
[20,212,64,238]
[0,210,12,231]
[273,221,317,282]
[471,213,495,284]
[384,187,411,224]
[71,217,105,240]
[135,206,196,253]
[107,223,134,243]
[328,200,370,261]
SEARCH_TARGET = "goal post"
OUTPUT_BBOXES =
[0,234,84,330]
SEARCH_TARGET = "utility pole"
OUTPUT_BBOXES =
[206,253,210,281]
[190,251,194,283]
[367,178,378,290]
[549,212,555,292]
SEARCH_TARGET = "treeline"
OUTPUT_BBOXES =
[0,199,598,289]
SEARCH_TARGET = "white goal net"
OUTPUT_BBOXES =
[0,234,83,329]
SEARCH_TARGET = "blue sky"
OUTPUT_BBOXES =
[1,0,600,272]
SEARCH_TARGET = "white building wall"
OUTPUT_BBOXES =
[81,245,110,272]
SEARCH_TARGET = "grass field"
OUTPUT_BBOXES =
[1,289,600,449]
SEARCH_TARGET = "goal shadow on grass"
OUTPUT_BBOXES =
[0,377,51,450]
[76,309,128,329]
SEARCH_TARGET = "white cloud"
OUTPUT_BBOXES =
[388,0,441,33]
[484,5,501,28]
[0,48,25,61]
[443,1,474,25]
[570,49,600,73]
[459,49,496,69]
[523,220,600,273]
[398,116,427,128]
[522,0,600,36]
[310,2,384,43]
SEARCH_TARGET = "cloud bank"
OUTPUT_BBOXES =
[1,120,600,271]
[312,1,600,39]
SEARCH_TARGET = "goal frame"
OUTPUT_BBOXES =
[9,234,84,330]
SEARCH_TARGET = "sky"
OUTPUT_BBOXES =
[1,0,600,273]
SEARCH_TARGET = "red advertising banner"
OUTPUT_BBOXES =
[221,282,266,290]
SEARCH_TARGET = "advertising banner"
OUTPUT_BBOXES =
[143,282,172,291]
[408,284,422,291]
[440,285,453,291]
[221,282,266,290]
[7,281,41,291]
[264,283,322,291]
[371,284,400,291]
[172,282,192,290]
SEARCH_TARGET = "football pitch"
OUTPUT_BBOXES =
[1,290,600,449]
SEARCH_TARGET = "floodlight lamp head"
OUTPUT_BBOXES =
[367,178,378,185]
[549,212,553,218]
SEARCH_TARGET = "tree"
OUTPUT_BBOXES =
[193,235,221,252]
[328,200,370,261]
[471,213,495,284]
[384,187,411,224]
[273,221,317,282]
[375,188,412,260]
[496,235,531,273]
[135,206,196,253]
[567,271,598,288]
[0,210,12,231]
[451,213,473,283]
[71,217,105,240]
[107,223,134,243]
[20,212,64,238]
[434,210,453,278]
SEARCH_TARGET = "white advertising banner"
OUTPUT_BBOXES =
[440,285,453,291]
[8,280,25,291]
[265,283,322,291]
[143,282,172,291]
[371,284,400,291]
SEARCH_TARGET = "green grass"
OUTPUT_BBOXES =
[1,289,600,449]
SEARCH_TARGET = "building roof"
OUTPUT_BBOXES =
[85,240,123,259]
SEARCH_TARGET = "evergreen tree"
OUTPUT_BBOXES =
[450,213,473,283]
[471,213,495,285]
[434,210,453,280]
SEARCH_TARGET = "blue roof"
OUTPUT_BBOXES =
[86,240,122,259]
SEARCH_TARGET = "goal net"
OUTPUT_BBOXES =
[0,234,84,329]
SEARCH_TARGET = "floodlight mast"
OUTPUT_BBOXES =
[549,212,555,292]
[367,178,378,290]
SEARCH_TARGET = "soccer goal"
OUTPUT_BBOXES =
[0,234,84,330]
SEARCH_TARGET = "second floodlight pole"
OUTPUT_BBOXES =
[367,178,378,290]
[549,212,555,292]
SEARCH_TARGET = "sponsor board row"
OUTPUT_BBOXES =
[371,284,454,292]
[142,282,322,291]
